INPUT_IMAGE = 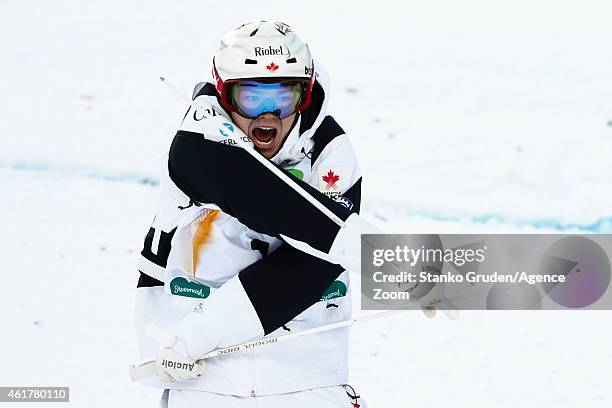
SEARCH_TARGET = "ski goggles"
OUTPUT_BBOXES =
[225,79,310,119]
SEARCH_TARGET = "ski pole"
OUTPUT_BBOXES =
[129,310,405,382]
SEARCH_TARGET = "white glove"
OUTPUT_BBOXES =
[154,341,205,382]
[173,276,265,360]
[328,213,383,272]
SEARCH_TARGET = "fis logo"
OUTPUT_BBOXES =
[334,195,354,210]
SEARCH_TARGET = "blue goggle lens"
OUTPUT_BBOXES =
[228,81,306,119]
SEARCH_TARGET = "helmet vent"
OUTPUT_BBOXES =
[286,57,297,64]
[249,28,259,37]
[244,59,258,64]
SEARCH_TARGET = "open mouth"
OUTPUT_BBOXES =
[251,126,277,148]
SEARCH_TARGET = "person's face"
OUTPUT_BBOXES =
[231,112,296,159]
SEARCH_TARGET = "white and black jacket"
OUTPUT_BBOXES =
[135,66,362,396]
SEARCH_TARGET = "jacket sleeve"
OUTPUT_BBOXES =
[169,130,354,253]
[238,177,361,334]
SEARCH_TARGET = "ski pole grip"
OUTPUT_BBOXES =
[129,359,156,382]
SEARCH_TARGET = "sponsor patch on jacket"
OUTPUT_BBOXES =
[318,167,344,199]
[286,168,304,180]
[320,281,347,302]
[170,277,211,299]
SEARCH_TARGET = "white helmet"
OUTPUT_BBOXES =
[213,20,315,117]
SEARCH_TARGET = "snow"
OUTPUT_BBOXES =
[1,0,611,406]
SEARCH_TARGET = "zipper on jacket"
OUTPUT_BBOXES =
[252,349,257,397]
[249,348,256,397]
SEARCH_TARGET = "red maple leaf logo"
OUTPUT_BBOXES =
[266,62,279,72]
[322,170,340,190]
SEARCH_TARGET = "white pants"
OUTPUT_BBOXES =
[160,386,366,408]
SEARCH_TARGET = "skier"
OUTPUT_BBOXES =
[135,20,372,407]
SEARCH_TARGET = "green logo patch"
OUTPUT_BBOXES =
[170,277,211,299]
[287,168,304,180]
[320,281,347,301]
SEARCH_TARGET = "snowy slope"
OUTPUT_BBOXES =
[1,0,611,406]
